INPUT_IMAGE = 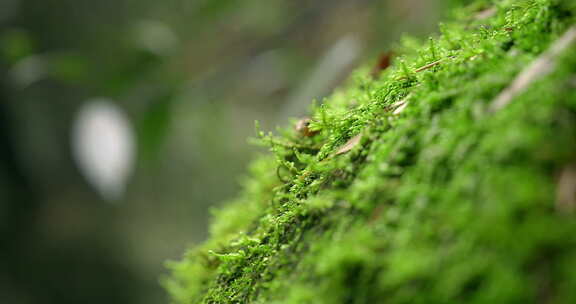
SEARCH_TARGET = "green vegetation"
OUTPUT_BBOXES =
[165,0,576,302]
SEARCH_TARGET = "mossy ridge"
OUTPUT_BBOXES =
[165,0,576,303]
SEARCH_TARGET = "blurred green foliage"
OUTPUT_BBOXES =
[0,0,445,303]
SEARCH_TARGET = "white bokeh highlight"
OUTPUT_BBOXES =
[72,99,135,202]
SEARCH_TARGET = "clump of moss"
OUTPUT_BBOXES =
[165,1,576,303]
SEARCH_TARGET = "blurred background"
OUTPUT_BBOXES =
[0,0,449,303]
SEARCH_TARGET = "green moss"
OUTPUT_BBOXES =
[165,1,576,303]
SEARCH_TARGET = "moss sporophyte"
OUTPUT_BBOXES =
[165,1,576,303]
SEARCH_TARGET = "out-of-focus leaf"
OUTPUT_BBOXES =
[138,94,174,162]
[0,28,34,64]
[72,99,136,202]
[50,52,90,84]
[193,0,240,25]
[133,20,179,56]
[105,51,161,96]
[9,55,47,89]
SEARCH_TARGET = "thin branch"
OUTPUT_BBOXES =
[489,26,576,112]
[414,58,446,73]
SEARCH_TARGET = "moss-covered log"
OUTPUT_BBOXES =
[165,1,576,303]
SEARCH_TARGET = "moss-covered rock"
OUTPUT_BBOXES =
[165,1,576,303]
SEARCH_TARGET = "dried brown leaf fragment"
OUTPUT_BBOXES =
[556,163,576,215]
[371,52,393,78]
[475,7,497,20]
[295,118,320,137]
[334,134,362,156]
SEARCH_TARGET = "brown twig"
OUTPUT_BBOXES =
[414,58,446,73]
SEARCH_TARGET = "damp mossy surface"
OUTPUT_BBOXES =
[165,1,576,303]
